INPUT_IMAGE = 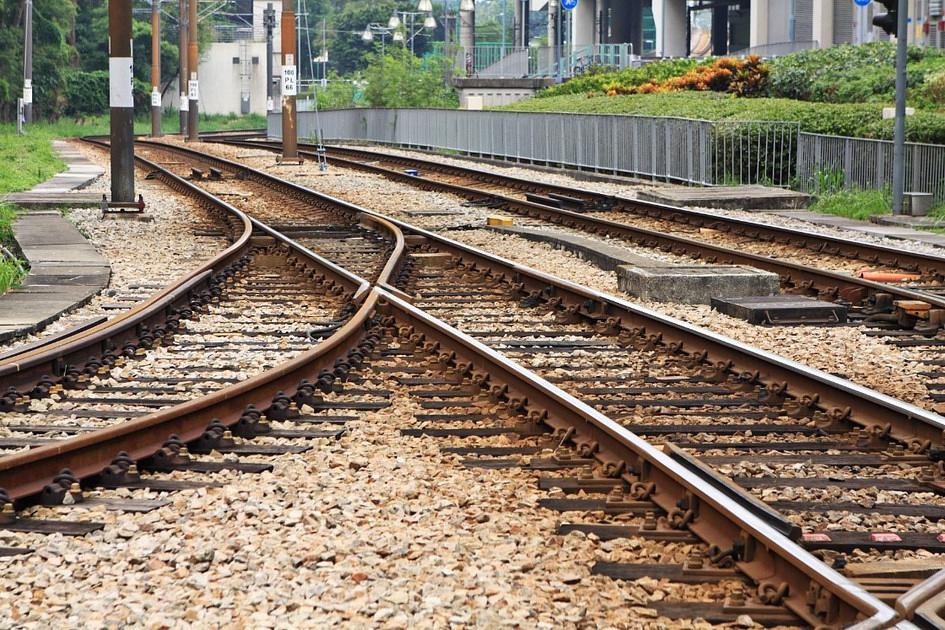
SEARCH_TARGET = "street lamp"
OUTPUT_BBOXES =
[417,0,433,11]
[362,23,392,54]
[390,10,435,54]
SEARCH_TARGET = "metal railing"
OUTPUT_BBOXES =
[444,44,636,79]
[275,109,801,186]
[798,132,945,202]
[272,110,945,195]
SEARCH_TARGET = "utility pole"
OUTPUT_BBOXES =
[23,0,33,123]
[265,3,275,112]
[187,0,199,141]
[151,0,162,137]
[892,0,908,215]
[874,0,909,214]
[109,0,135,202]
[178,0,188,135]
[281,0,299,161]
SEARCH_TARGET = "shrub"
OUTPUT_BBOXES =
[538,58,705,98]
[500,91,945,144]
[766,42,945,105]
[605,56,769,97]
[62,70,109,117]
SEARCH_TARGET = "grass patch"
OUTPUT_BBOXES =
[498,91,945,144]
[0,204,26,293]
[808,189,891,221]
[0,112,266,196]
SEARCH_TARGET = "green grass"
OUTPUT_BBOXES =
[0,204,26,292]
[0,111,265,294]
[497,91,945,144]
[0,112,266,195]
[808,189,891,221]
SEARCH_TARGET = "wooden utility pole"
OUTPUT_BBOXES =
[151,0,162,137]
[109,0,135,201]
[281,0,298,160]
[178,0,188,135]
[23,0,33,123]
[187,0,199,141]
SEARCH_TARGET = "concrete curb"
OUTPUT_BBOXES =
[0,141,110,342]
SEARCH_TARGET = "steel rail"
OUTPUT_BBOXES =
[375,289,897,628]
[162,140,945,454]
[379,217,945,452]
[130,139,406,288]
[0,143,389,500]
[0,140,371,396]
[0,140,909,626]
[895,569,945,628]
[231,139,945,316]
[314,142,945,282]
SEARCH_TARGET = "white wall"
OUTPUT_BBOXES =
[192,41,274,116]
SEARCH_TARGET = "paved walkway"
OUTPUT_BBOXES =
[0,141,110,342]
[770,210,945,247]
[638,183,945,248]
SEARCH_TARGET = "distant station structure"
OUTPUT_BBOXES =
[161,1,287,116]
[453,0,945,106]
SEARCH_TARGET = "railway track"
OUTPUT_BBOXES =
[225,139,945,332]
[1,139,943,625]
[137,141,945,623]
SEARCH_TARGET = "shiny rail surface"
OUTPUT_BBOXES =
[231,139,945,330]
[4,140,941,626]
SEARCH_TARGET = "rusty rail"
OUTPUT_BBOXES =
[0,139,919,626]
[234,139,945,318]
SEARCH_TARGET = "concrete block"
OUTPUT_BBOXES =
[617,265,780,304]
[711,295,847,325]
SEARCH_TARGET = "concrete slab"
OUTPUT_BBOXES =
[3,140,103,209]
[769,210,945,248]
[869,214,945,229]
[617,265,780,304]
[711,295,848,325]
[490,225,660,270]
[638,185,810,211]
[0,141,110,342]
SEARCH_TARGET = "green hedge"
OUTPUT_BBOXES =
[766,42,945,107]
[62,70,155,117]
[500,92,945,144]
[537,59,707,98]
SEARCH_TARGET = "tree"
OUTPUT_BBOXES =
[363,48,456,108]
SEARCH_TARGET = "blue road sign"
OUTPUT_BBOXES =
[854,0,871,7]
[561,0,578,11]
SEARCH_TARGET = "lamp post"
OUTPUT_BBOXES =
[362,24,391,55]
[389,9,434,55]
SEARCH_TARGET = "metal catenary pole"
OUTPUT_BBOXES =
[178,0,188,135]
[186,0,199,141]
[109,0,136,202]
[265,3,275,112]
[151,0,162,137]
[23,0,33,123]
[281,0,299,160]
[891,0,908,215]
